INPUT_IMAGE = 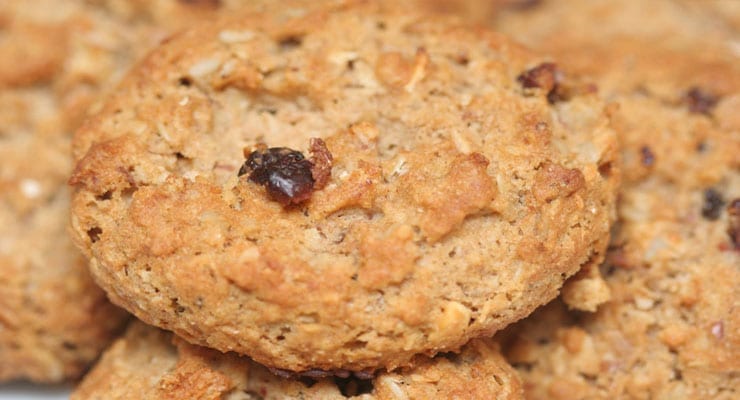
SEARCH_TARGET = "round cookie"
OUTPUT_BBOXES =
[501,170,740,399]
[71,321,523,400]
[501,71,740,400]
[69,0,619,373]
[483,1,740,398]
[0,0,238,383]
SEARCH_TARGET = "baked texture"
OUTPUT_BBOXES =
[69,0,619,373]
[482,0,740,398]
[71,321,523,400]
[0,0,235,383]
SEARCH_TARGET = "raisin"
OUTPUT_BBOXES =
[278,35,303,50]
[701,188,724,220]
[239,140,333,206]
[455,53,470,66]
[87,227,102,243]
[686,87,718,114]
[333,376,374,397]
[239,146,315,206]
[518,62,557,92]
[640,146,655,167]
[727,198,740,249]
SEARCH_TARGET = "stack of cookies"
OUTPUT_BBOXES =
[0,0,736,399]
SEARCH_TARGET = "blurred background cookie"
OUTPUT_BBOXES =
[0,0,238,383]
[468,0,740,398]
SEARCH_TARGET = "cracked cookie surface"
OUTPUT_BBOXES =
[69,0,619,373]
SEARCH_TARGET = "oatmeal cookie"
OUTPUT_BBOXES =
[69,0,618,373]
[501,167,739,399]
[71,321,523,400]
[0,0,234,383]
[484,1,740,398]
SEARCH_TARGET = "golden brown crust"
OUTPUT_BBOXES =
[71,321,523,400]
[69,0,618,372]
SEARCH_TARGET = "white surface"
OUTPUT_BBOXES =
[0,382,71,399]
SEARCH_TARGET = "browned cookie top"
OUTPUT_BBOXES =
[69,0,619,373]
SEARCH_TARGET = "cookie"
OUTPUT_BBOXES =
[478,1,740,398]
[501,159,739,399]
[0,0,235,383]
[501,165,739,399]
[68,0,619,373]
[71,321,523,400]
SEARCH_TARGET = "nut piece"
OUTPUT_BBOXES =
[309,138,333,190]
[517,62,573,104]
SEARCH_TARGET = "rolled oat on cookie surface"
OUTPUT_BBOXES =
[69,0,618,373]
